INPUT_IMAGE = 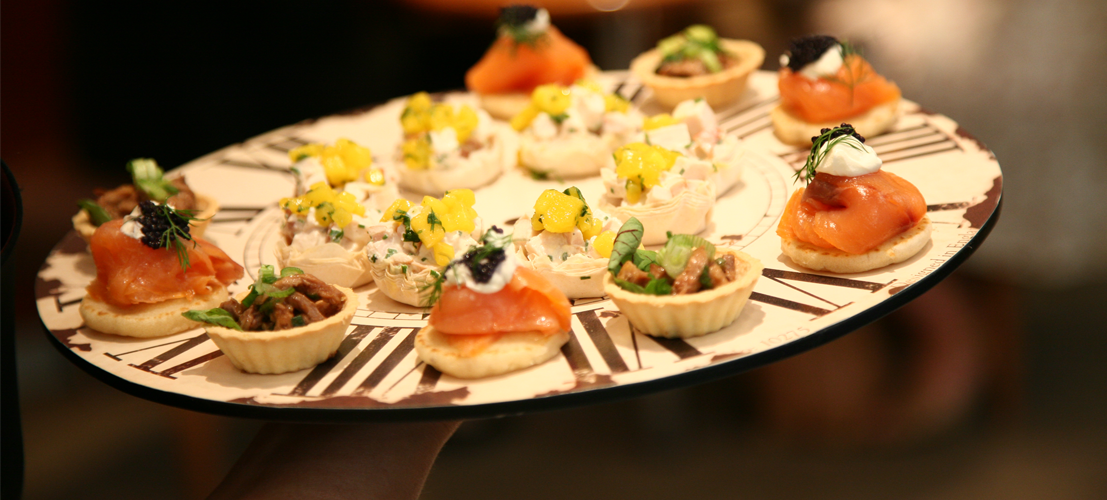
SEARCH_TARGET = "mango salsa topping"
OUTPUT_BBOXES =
[400,92,480,170]
[643,113,679,131]
[280,182,366,229]
[288,138,378,187]
[530,186,602,240]
[613,143,681,204]
[510,82,628,131]
[380,189,479,266]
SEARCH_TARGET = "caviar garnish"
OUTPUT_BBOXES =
[794,123,867,184]
[135,200,198,269]
[497,5,546,47]
[784,35,839,72]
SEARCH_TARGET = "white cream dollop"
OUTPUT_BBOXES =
[524,8,550,34]
[814,136,882,177]
[446,247,518,294]
[796,44,844,80]
[120,206,144,240]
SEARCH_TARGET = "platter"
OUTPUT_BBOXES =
[35,70,1002,422]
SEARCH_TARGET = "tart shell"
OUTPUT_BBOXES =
[630,39,765,110]
[203,286,358,375]
[603,248,762,339]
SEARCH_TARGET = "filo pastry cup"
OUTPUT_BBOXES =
[203,286,358,374]
[603,248,762,339]
[366,259,440,308]
[511,220,607,299]
[597,181,716,246]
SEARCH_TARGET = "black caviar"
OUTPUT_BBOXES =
[811,123,866,145]
[498,5,539,28]
[784,35,840,73]
[136,200,191,250]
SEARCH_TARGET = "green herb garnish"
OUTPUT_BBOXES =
[182,308,243,331]
[794,124,868,184]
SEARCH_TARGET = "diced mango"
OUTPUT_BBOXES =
[592,230,616,258]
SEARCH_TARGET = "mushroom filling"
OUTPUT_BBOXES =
[616,248,737,294]
[218,273,346,331]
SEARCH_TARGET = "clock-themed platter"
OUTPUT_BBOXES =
[35,71,1002,421]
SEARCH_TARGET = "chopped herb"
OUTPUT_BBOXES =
[127,158,179,202]
[580,276,591,280]
[291,315,306,327]
[561,252,569,261]
[386,248,397,258]
[330,229,344,243]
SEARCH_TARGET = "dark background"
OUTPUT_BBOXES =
[4,0,1106,498]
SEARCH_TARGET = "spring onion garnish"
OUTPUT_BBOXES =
[794,123,868,184]
[127,158,179,202]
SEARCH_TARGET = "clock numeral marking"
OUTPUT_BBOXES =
[355,327,419,394]
[159,351,224,378]
[288,325,378,396]
[576,310,629,374]
[561,330,596,380]
[322,326,402,396]
[127,332,211,370]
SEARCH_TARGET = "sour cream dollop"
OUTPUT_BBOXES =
[446,247,518,294]
[782,44,843,80]
[815,136,882,177]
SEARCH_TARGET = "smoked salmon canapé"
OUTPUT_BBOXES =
[465,5,596,120]
[416,227,572,379]
[629,25,765,109]
[603,218,762,339]
[777,124,931,274]
[771,35,902,146]
[80,201,245,338]
[73,158,219,243]
[184,266,359,375]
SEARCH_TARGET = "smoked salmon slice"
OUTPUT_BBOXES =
[777,171,925,255]
[778,56,901,123]
[428,266,571,337]
[86,219,244,307]
[466,26,592,94]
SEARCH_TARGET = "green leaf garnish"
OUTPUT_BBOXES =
[78,199,113,226]
[182,308,242,331]
[608,217,644,275]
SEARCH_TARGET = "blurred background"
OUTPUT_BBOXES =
[3,0,1106,498]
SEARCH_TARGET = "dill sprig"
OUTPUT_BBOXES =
[135,201,204,270]
[794,124,868,184]
[823,40,871,106]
